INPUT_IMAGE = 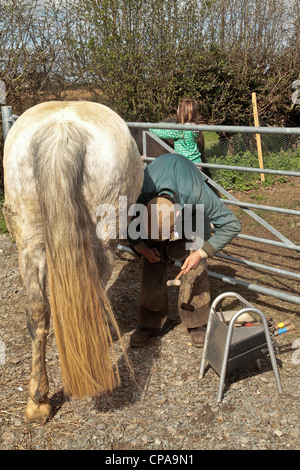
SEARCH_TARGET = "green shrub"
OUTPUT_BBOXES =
[0,192,8,234]
[208,148,300,191]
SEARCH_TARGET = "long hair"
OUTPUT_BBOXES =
[176,98,202,143]
[176,98,199,125]
[31,120,121,398]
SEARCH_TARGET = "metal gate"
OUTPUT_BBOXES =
[1,105,300,305]
[126,122,300,306]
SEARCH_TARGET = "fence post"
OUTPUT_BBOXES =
[252,92,265,183]
[1,106,13,143]
[0,80,6,105]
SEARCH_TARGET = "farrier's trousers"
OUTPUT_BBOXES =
[138,256,211,330]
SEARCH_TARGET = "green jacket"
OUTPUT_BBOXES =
[128,154,241,257]
[149,127,202,163]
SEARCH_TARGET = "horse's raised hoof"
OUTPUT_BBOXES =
[25,398,52,424]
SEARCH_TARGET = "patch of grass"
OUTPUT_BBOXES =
[203,131,219,149]
[207,148,300,191]
[250,194,269,202]
[0,192,8,234]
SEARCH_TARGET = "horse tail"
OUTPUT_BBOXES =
[31,120,120,398]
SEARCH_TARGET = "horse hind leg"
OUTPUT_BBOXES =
[19,245,52,424]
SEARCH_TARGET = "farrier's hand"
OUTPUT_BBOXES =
[135,242,161,263]
[181,249,207,274]
[145,247,161,263]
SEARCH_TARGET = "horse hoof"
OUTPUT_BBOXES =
[25,398,52,424]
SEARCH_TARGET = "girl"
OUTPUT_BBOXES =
[149,98,203,164]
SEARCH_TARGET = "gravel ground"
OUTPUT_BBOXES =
[0,237,299,452]
[0,181,300,452]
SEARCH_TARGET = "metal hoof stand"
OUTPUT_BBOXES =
[199,292,283,402]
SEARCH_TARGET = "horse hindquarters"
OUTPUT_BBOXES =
[4,101,143,424]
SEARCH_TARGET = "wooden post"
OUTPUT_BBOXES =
[252,92,265,182]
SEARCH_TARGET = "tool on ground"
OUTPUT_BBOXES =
[274,323,295,336]
[268,318,296,336]
[274,320,291,330]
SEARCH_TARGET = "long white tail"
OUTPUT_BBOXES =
[31,120,120,398]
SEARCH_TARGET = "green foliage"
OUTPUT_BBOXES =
[1,0,300,192]
[1,0,299,125]
[0,191,8,234]
[208,148,300,191]
[67,0,300,124]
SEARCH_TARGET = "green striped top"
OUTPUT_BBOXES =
[149,127,202,163]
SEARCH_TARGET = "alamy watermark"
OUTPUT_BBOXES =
[96,197,204,250]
